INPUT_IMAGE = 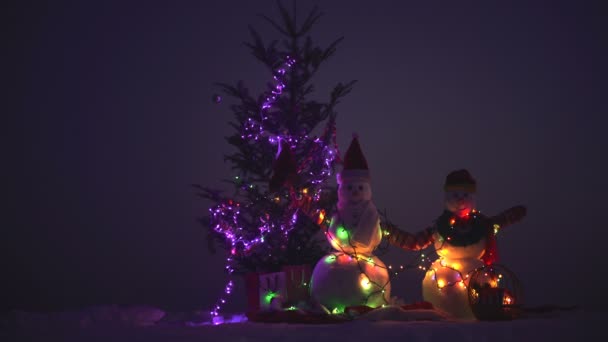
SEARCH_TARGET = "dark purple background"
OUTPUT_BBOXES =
[5,0,607,312]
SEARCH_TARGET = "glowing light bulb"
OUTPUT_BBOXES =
[337,226,349,240]
[360,276,372,290]
[325,255,336,264]
[493,224,501,234]
[264,291,277,304]
[437,279,446,288]
[317,210,325,224]
[332,307,344,314]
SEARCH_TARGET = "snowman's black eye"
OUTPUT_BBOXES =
[358,185,363,191]
[347,185,353,190]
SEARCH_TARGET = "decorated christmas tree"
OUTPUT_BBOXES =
[193,2,355,315]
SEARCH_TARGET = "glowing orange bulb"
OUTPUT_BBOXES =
[302,188,308,194]
[449,218,456,225]
[437,279,446,288]
[317,210,326,225]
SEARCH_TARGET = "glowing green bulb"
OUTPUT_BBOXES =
[285,306,297,311]
[324,255,336,264]
[332,306,344,314]
[337,226,349,240]
[264,291,277,304]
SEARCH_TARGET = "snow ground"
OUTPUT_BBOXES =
[2,308,606,342]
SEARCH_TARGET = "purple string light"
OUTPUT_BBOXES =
[209,56,340,319]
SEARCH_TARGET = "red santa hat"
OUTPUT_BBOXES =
[444,169,477,192]
[337,134,371,184]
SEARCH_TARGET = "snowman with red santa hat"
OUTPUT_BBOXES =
[309,135,390,313]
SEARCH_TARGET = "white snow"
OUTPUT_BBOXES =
[3,309,606,342]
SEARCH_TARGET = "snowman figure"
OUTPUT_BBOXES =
[385,169,526,319]
[309,135,390,313]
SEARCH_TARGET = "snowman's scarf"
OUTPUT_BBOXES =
[337,199,367,227]
[338,201,378,245]
[435,210,498,265]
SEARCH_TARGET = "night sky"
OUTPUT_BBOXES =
[5,1,607,313]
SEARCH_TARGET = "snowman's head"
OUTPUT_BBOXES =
[443,169,477,217]
[338,177,372,205]
[444,190,476,217]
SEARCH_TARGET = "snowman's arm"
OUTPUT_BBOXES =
[383,224,434,251]
[490,205,527,230]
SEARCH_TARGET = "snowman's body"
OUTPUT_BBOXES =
[310,252,390,312]
[310,197,390,312]
[422,232,486,319]
[309,140,390,312]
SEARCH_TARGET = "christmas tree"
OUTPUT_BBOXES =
[193,2,356,314]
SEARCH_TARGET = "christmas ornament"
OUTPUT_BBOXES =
[310,136,390,312]
[468,264,523,320]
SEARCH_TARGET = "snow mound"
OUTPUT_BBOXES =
[7,305,165,329]
[358,306,449,321]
